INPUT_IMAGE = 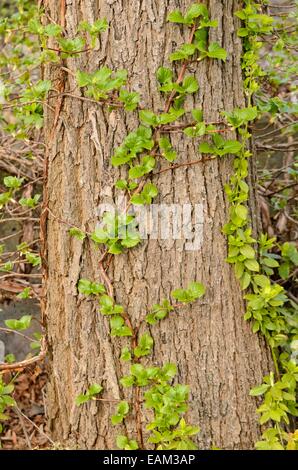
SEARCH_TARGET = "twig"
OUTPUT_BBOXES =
[14,406,32,450]
[0,273,42,280]
[47,207,91,235]
[15,405,55,446]
[265,182,297,197]
[0,327,35,343]
[0,337,46,372]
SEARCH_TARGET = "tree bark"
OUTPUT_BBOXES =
[43,0,271,449]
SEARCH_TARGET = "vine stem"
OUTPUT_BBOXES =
[135,385,144,449]
[95,397,133,403]
[45,46,92,54]
[164,22,197,113]
[154,155,217,175]
[99,261,114,298]
[270,346,281,381]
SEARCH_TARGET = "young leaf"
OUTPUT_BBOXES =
[159,137,177,162]
[120,347,131,362]
[250,384,270,396]
[207,42,227,61]
[3,176,23,189]
[185,4,209,24]
[156,67,173,84]
[134,333,154,358]
[167,10,186,24]
[5,315,32,331]
[78,279,106,296]
[182,76,199,94]
[119,89,140,111]
[69,227,86,241]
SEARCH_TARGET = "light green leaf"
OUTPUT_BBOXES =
[207,42,227,61]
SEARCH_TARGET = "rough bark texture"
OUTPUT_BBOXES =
[44,0,272,449]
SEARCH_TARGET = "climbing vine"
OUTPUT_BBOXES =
[0,0,297,450]
[224,0,298,450]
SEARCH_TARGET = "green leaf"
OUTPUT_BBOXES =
[128,155,156,179]
[119,89,140,111]
[156,67,173,84]
[182,76,199,94]
[75,394,89,405]
[199,142,215,154]
[134,333,154,358]
[188,281,206,298]
[44,24,63,37]
[139,109,157,126]
[158,108,185,125]
[237,28,249,37]
[58,37,85,54]
[115,180,128,190]
[79,18,108,35]
[117,400,129,416]
[278,263,290,280]
[120,375,135,387]
[110,316,132,337]
[224,107,258,128]
[240,245,255,259]
[120,347,131,362]
[27,19,44,34]
[17,287,31,299]
[192,109,203,122]
[146,300,173,325]
[76,70,91,87]
[240,271,251,290]
[185,4,209,24]
[99,295,117,315]
[75,383,103,406]
[19,194,40,208]
[78,279,105,296]
[244,259,260,272]
[235,205,248,220]
[5,315,32,331]
[262,257,279,268]
[184,122,206,138]
[170,44,197,62]
[249,384,270,396]
[207,42,227,61]
[162,363,177,380]
[116,435,138,450]
[111,401,129,425]
[253,275,270,289]
[88,384,103,396]
[167,10,186,24]
[2,384,14,395]
[131,183,158,205]
[159,137,177,162]
[3,176,23,189]
[25,252,41,267]
[221,140,242,154]
[171,281,205,303]
[69,227,86,241]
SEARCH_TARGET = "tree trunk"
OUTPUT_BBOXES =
[43,0,271,449]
